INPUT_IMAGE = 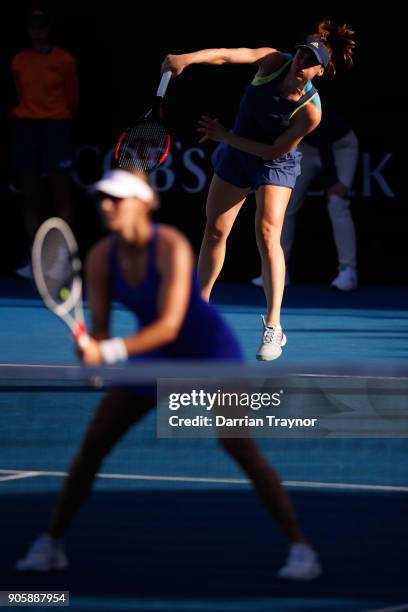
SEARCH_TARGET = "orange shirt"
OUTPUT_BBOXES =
[12,46,78,120]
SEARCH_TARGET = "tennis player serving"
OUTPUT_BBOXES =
[17,168,321,580]
[162,19,355,360]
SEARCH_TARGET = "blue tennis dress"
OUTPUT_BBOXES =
[212,53,321,190]
[110,226,243,396]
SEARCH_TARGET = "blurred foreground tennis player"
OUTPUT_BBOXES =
[162,19,355,360]
[17,168,321,580]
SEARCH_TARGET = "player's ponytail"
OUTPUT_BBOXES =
[310,19,356,75]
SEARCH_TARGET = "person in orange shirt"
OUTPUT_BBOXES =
[11,8,79,278]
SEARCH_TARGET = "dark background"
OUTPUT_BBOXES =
[1,2,405,285]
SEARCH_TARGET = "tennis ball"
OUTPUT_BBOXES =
[60,287,70,300]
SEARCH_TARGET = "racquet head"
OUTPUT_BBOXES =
[114,71,172,173]
[32,217,87,344]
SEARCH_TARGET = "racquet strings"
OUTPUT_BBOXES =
[40,227,76,307]
[116,119,169,173]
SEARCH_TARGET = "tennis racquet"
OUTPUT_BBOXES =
[32,217,89,349]
[114,71,172,173]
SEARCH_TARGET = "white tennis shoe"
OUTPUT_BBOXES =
[256,316,287,361]
[16,533,68,572]
[330,266,358,291]
[251,273,291,287]
[277,543,322,581]
[251,275,263,287]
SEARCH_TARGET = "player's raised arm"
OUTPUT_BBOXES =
[161,47,282,76]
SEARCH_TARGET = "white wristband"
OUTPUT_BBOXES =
[99,338,128,364]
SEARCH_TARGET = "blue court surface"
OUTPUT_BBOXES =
[1,277,407,612]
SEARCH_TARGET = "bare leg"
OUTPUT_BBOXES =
[219,437,307,543]
[198,175,250,302]
[48,388,154,538]
[255,185,291,325]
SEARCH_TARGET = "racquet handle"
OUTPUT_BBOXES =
[73,322,90,349]
[77,334,91,350]
[157,71,172,98]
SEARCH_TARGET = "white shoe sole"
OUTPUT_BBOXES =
[277,564,322,581]
[256,351,282,361]
[252,279,291,287]
[330,283,357,292]
[16,558,68,572]
[256,335,287,361]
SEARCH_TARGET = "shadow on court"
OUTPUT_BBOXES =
[1,487,407,610]
[2,276,408,311]
[213,282,408,311]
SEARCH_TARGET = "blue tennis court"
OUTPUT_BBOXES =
[1,278,407,611]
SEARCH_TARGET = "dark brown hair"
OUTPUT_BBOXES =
[310,19,356,75]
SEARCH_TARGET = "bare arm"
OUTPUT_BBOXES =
[161,48,282,76]
[198,102,322,160]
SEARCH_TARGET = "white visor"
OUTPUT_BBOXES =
[94,170,155,203]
